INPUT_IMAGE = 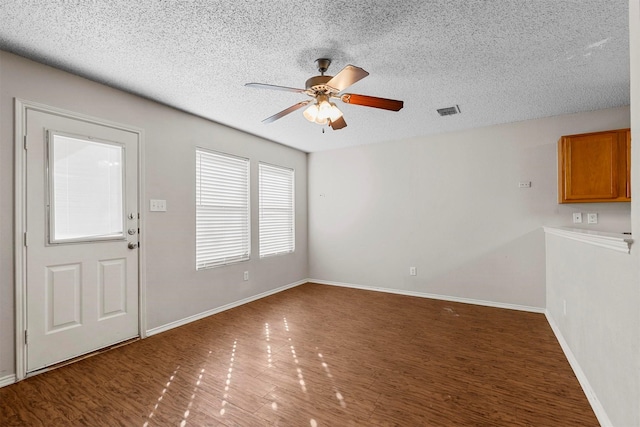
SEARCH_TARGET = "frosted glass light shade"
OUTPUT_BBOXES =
[303,103,319,122]
[317,99,332,121]
[303,96,341,125]
[328,103,343,121]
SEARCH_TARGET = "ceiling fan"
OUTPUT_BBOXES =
[245,58,404,130]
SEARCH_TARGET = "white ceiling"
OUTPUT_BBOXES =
[0,1,630,153]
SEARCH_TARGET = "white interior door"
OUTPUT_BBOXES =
[25,108,140,373]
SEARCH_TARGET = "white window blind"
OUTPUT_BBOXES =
[196,149,250,269]
[259,162,295,257]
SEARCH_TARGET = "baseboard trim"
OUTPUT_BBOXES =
[545,310,612,427]
[310,279,545,313]
[146,279,308,337]
[0,374,16,388]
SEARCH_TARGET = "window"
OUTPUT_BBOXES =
[195,149,250,269]
[48,132,124,243]
[259,162,295,257]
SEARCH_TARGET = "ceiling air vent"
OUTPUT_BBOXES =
[437,105,461,116]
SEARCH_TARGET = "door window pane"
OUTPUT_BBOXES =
[49,132,124,243]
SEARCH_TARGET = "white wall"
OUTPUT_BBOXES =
[0,51,308,379]
[545,235,638,426]
[630,1,640,423]
[544,2,640,426]
[308,107,631,309]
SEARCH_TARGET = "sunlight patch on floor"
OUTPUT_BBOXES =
[218,340,237,417]
[143,365,180,427]
[180,350,212,427]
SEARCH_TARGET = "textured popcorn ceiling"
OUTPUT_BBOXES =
[0,1,630,152]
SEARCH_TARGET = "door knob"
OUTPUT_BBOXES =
[128,242,138,250]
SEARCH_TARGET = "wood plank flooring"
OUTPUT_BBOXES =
[0,283,599,426]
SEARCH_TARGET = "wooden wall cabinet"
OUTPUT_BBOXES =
[558,128,631,203]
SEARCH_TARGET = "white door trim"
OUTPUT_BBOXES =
[14,98,147,381]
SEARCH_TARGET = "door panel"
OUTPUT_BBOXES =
[26,108,139,372]
[46,263,82,332]
[98,258,127,319]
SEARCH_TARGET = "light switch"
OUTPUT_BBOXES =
[150,199,167,212]
[572,213,582,224]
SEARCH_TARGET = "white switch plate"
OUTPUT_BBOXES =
[572,213,582,223]
[518,181,531,188]
[409,267,417,276]
[150,199,167,212]
[243,271,249,281]
[587,213,598,224]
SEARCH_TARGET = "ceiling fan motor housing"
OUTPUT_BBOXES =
[305,75,337,94]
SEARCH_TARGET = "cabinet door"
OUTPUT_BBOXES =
[559,132,619,202]
[626,130,631,198]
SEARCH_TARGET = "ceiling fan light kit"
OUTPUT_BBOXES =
[246,58,404,131]
[303,94,344,125]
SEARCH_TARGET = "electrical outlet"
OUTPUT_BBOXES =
[409,267,417,276]
[243,271,249,281]
[587,213,598,224]
[572,213,582,224]
[518,181,531,188]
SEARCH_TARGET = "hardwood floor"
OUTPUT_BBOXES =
[0,283,598,426]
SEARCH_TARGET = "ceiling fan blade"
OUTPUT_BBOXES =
[340,93,404,111]
[329,116,347,130]
[262,101,311,123]
[245,83,307,93]
[325,65,369,92]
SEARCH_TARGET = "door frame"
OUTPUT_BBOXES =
[14,98,147,380]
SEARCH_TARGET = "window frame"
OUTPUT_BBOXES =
[258,162,295,258]
[47,130,126,245]
[195,148,251,270]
